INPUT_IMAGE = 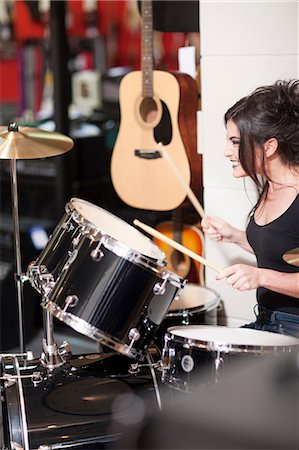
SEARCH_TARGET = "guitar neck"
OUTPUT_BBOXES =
[141,0,154,98]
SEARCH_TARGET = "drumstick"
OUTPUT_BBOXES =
[157,142,206,219]
[134,219,222,273]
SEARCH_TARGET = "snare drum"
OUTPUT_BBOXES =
[162,325,299,392]
[0,353,157,450]
[41,199,184,360]
[155,285,220,349]
[28,198,166,295]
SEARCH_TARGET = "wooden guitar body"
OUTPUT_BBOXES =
[111,70,199,211]
[154,221,204,284]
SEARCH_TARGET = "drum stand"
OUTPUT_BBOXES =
[40,307,67,370]
[39,287,70,370]
[129,351,163,411]
[146,352,162,410]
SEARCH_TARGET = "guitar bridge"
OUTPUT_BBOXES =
[135,150,162,160]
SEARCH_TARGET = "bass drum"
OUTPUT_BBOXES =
[154,285,220,351]
[162,325,299,392]
[0,353,159,450]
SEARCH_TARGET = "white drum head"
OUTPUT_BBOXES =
[71,198,164,260]
[168,325,299,348]
[169,285,219,312]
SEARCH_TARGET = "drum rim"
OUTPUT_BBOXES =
[167,293,220,317]
[165,325,299,353]
[44,301,145,360]
[167,286,220,316]
[67,198,166,265]
[1,356,30,450]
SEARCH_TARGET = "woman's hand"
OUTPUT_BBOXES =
[216,264,264,291]
[201,216,254,253]
[201,216,237,243]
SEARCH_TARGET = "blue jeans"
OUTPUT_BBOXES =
[242,305,299,338]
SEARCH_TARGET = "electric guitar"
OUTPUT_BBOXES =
[110,0,201,211]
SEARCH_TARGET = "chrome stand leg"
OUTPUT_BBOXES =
[146,352,162,410]
[10,158,25,353]
[40,306,66,370]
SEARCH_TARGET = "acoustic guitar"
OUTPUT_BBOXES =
[110,0,201,211]
[154,209,205,284]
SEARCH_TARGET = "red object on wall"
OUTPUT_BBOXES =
[0,58,19,102]
[14,1,44,41]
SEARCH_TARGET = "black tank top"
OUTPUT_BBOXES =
[246,194,299,314]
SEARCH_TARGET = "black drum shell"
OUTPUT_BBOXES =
[28,212,82,292]
[0,354,157,450]
[162,326,299,392]
[46,236,183,360]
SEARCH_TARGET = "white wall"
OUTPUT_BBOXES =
[199,0,299,326]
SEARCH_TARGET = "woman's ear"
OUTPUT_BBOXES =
[264,138,278,158]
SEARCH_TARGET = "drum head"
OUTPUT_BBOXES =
[70,198,165,261]
[167,325,299,352]
[168,285,219,312]
[46,377,132,415]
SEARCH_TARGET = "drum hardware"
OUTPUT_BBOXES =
[40,300,67,371]
[1,370,42,388]
[28,266,55,296]
[127,328,141,354]
[62,295,79,313]
[90,235,108,261]
[62,248,79,271]
[127,353,164,411]
[153,271,171,296]
[0,352,34,361]
[214,350,224,383]
[0,123,74,353]
[146,352,162,410]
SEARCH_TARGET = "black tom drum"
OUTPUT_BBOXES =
[28,197,165,295]
[41,199,185,360]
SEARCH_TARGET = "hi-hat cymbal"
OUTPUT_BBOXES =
[0,123,74,159]
[282,247,299,267]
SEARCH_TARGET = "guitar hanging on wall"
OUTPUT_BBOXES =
[110,0,201,211]
[154,209,205,284]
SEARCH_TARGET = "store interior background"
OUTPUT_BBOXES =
[0,0,298,354]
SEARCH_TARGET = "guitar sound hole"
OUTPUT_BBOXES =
[171,250,189,278]
[140,97,158,123]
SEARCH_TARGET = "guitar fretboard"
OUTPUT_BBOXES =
[141,0,154,98]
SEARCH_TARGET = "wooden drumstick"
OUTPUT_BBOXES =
[134,219,222,273]
[157,142,206,219]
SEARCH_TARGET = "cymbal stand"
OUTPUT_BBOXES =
[10,155,26,353]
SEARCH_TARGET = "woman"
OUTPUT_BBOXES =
[201,79,299,337]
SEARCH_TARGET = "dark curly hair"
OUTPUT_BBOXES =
[224,79,299,209]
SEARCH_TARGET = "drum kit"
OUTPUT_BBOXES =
[0,124,298,449]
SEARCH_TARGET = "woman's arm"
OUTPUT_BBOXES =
[216,264,299,299]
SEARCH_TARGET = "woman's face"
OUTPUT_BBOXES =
[224,119,247,178]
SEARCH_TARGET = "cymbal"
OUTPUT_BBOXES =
[0,123,74,159]
[282,247,299,267]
